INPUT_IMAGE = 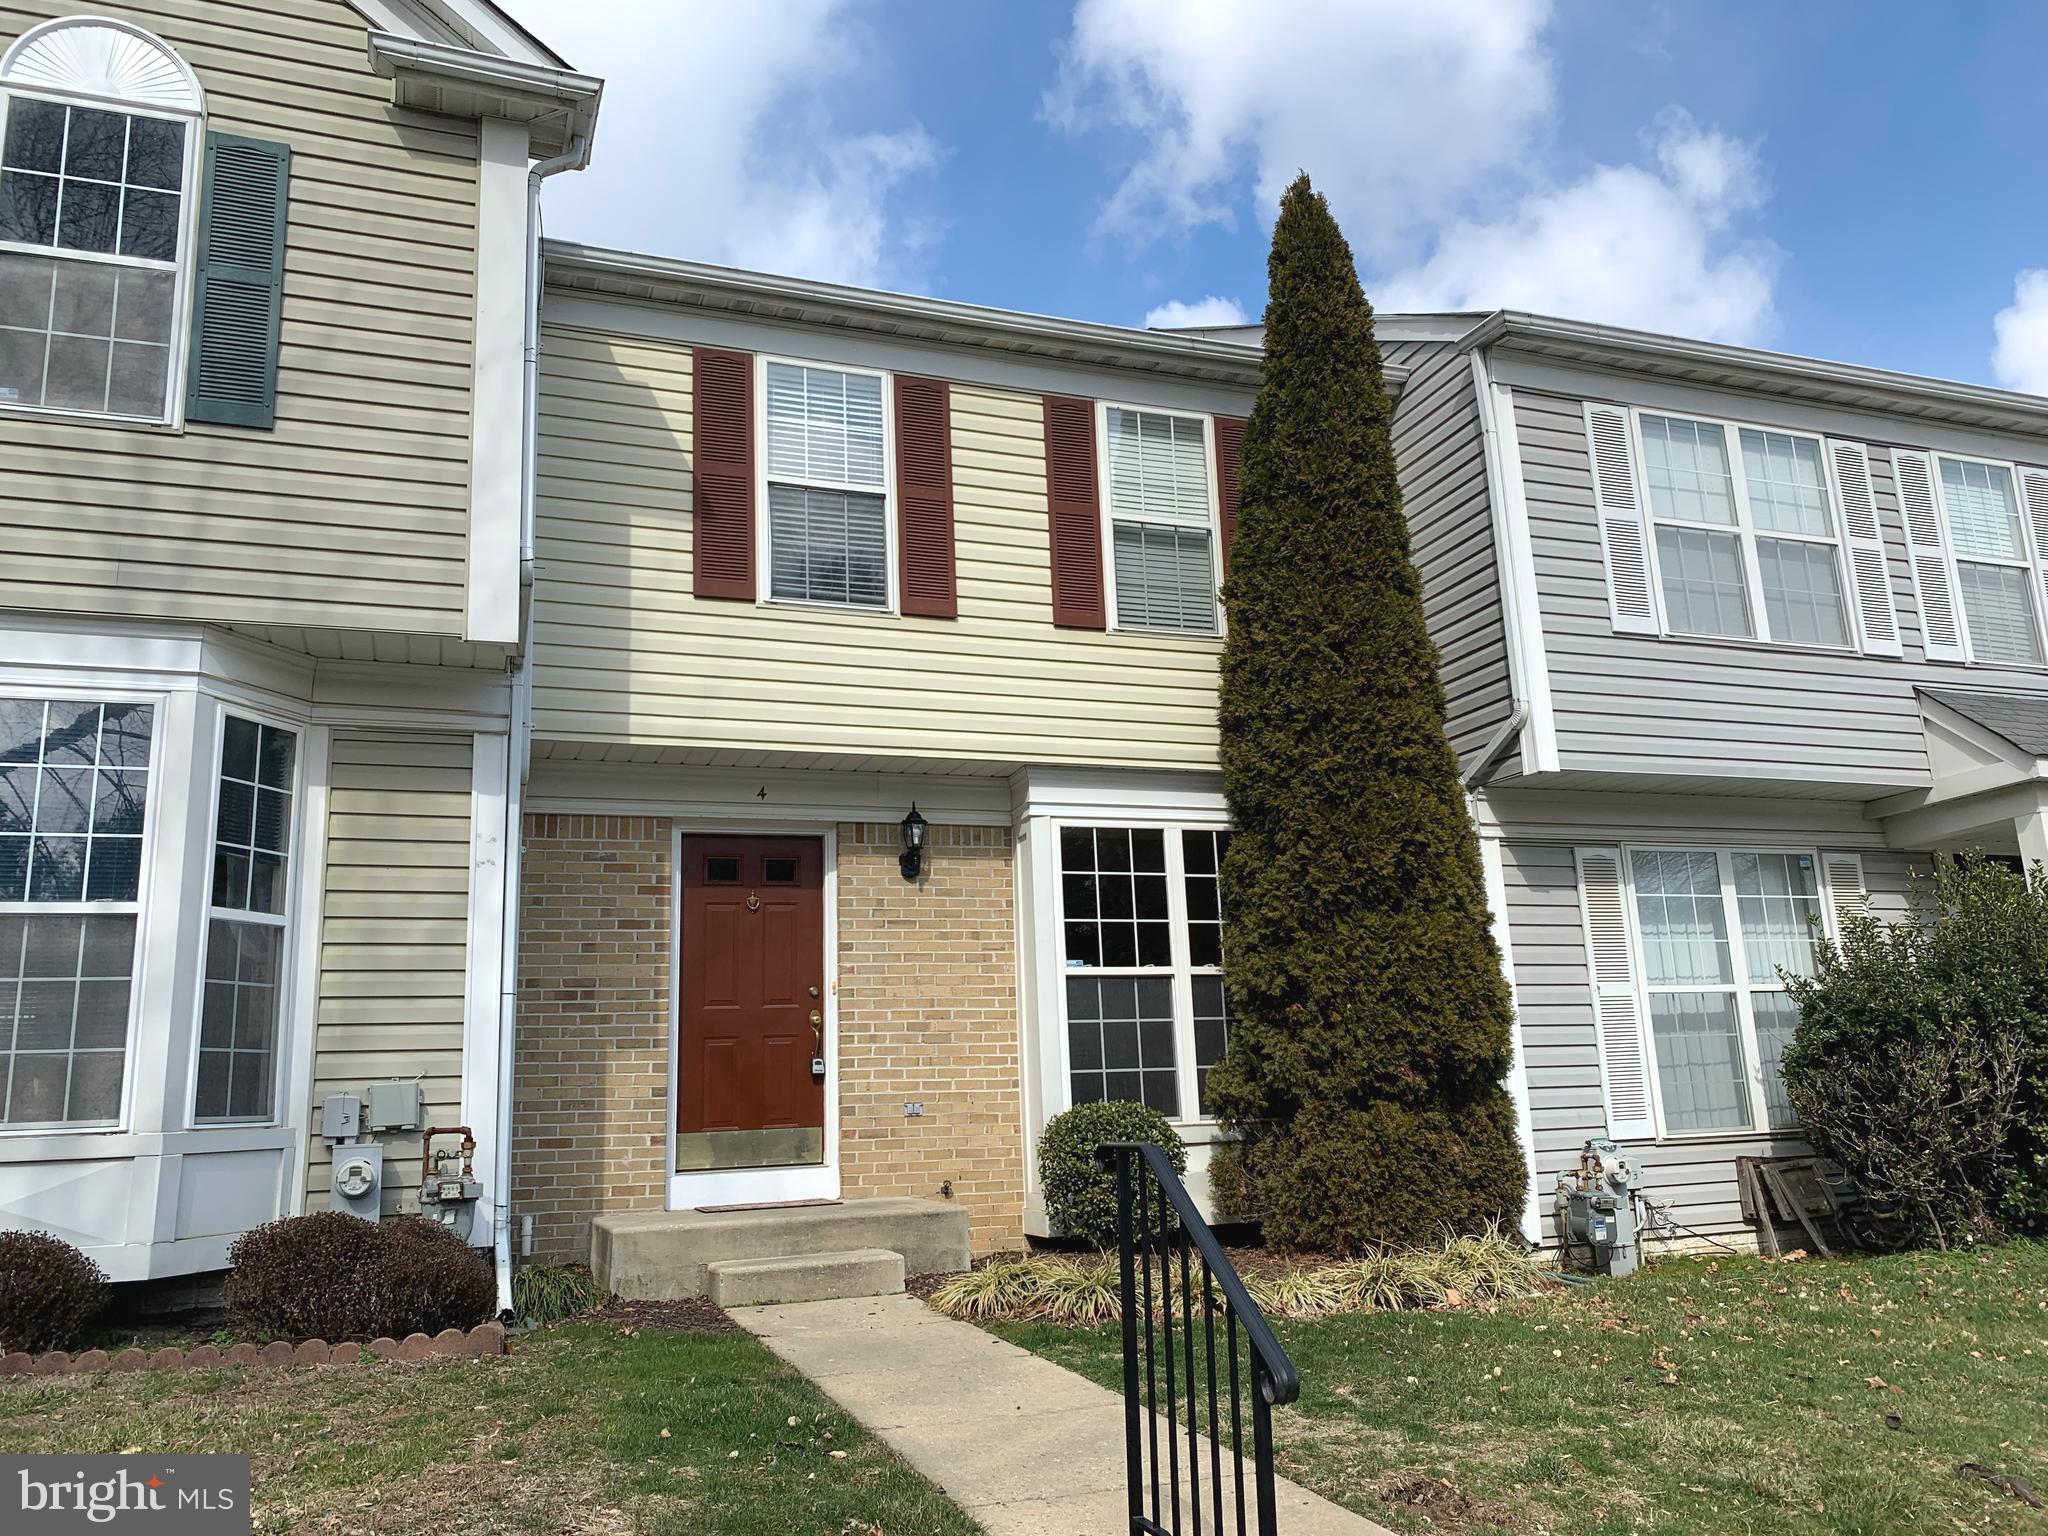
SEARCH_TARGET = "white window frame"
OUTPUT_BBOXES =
[184,699,304,1129]
[1928,450,2048,669]
[1618,843,1833,1142]
[1049,819,1232,1126]
[1095,401,1224,638]
[1631,407,1859,653]
[753,352,898,615]
[0,687,166,1135]
[0,19,206,431]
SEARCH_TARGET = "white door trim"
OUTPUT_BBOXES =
[665,822,841,1209]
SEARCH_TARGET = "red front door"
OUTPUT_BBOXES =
[675,836,826,1172]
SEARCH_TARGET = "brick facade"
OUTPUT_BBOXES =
[835,822,1026,1254]
[513,815,674,1261]
[512,815,1027,1263]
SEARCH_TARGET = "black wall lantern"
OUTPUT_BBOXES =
[899,804,928,881]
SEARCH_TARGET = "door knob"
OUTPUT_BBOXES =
[809,1010,823,1032]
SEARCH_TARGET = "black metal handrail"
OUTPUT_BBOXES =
[1097,1140,1300,1536]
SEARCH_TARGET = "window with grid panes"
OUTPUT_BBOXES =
[1058,824,1235,1120]
[0,73,196,422]
[193,715,296,1123]
[1639,413,1851,648]
[0,697,152,1128]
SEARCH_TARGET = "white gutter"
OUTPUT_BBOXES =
[493,129,589,1315]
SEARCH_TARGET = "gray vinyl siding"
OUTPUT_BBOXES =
[1502,836,1921,1241]
[1517,387,2048,790]
[1385,340,1514,772]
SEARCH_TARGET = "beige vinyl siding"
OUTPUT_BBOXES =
[531,325,1229,768]
[1518,386,2048,789]
[1384,339,1514,772]
[0,0,477,635]
[305,731,473,1211]
[1502,835,1923,1240]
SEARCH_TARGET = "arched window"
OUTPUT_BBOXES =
[0,18,203,424]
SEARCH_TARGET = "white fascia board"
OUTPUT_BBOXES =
[1010,765,1229,824]
[1483,786,1890,846]
[467,117,530,645]
[524,761,1012,825]
[366,34,601,157]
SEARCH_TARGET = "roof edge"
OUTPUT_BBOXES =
[1471,311,2048,437]
[541,243,1290,389]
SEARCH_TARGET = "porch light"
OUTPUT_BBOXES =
[900,804,928,881]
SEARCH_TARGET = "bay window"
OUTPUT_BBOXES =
[0,697,152,1128]
[194,714,296,1124]
[1058,823,1234,1120]
[1102,406,1220,635]
[1639,412,1851,648]
[1628,846,1821,1137]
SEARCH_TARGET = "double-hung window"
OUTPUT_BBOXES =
[1628,846,1822,1137]
[1058,824,1234,1120]
[1102,406,1220,635]
[1934,457,2043,666]
[0,697,153,1129]
[194,714,296,1124]
[762,358,891,609]
[1639,413,1852,648]
[0,20,202,424]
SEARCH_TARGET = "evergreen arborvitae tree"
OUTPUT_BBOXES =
[1205,174,1526,1253]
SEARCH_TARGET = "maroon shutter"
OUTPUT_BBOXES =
[1043,394,1105,630]
[692,346,754,600]
[894,375,957,618]
[1214,414,1245,574]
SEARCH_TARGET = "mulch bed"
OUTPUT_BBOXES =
[590,1296,738,1333]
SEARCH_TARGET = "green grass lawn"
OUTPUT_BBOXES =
[990,1242,2048,1536]
[0,1322,979,1536]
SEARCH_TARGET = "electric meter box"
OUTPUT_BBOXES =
[366,1080,423,1132]
[330,1142,384,1220]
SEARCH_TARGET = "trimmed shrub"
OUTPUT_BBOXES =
[1039,1101,1186,1249]
[1782,854,2047,1244]
[0,1230,106,1353]
[1206,173,1525,1252]
[227,1212,494,1340]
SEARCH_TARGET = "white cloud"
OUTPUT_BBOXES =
[1992,270,2048,395]
[1143,295,1249,329]
[1378,112,1780,343]
[1047,0,1554,262]
[504,0,937,288]
[1049,2,1781,341]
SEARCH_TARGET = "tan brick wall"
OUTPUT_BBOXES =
[511,816,1028,1262]
[513,815,673,1261]
[836,823,1027,1254]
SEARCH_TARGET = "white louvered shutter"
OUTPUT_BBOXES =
[1892,447,1966,662]
[2016,466,2048,651]
[1820,852,1869,943]
[1825,440,1903,656]
[1575,847,1657,1141]
[1582,403,1659,634]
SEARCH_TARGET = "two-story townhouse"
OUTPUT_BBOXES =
[1355,310,2048,1247]
[0,0,597,1296]
[514,250,1291,1274]
[515,251,2048,1277]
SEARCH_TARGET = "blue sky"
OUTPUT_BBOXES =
[506,1,2048,392]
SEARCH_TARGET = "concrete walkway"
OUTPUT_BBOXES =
[732,1293,1394,1536]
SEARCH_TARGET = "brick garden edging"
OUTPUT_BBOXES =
[0,1321,506,1377]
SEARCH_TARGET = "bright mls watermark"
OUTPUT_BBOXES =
[3,1457,250,1534]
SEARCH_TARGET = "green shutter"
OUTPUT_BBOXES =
[185,132,291,429]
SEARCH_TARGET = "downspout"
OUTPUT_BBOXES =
[495,128,589,1315]
[1461,334,1532,791]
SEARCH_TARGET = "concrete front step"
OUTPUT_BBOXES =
[591,1196,970,1301]
[708,1248,906,1308]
